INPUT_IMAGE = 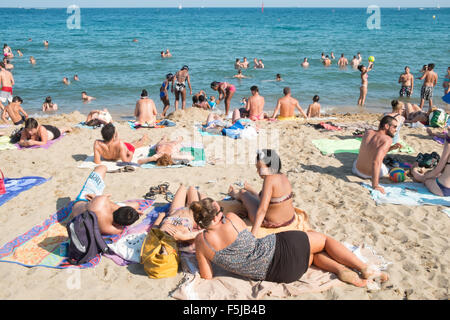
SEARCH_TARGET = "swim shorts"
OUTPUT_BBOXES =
[421,86,433,101]
[399,86,412,97]
[75,171,105,203]
[124,142,135,153]
[352,159,389,179]
[0,88,12,104]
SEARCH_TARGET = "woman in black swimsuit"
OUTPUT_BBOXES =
[18,118,71,147]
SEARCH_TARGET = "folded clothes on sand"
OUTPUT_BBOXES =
[0,176,50,207]
[128,119,176,130]
[0,199,154,268]
[77,146,149,170]
[362,182,450,206]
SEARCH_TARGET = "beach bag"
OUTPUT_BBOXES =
[140,228,179,279]
[222,120,246,139]
[66,210,111,265]
[0,169,5,195]
[429,109,449,128]
[9,127,23,144]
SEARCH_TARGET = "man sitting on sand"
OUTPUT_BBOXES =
[137,135,194,166]
[306,95,321,118]
[19,118,71,147]
[1,96,28,125]
[93,123,149,164]
[270,87,307,120]
[82,91,95,102]
[71,165,143,235]
[352,115,400,194]
[240,85,266,121]
[134,89,157,126]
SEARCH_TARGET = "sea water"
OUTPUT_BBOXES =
[1,7,449,118]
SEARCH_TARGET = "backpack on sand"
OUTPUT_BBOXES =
[429,109,449,128]
[66,210,112,265]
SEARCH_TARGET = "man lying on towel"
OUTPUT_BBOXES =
[94,123,149,164]
[352,115,401,194]
[71,165,143,235]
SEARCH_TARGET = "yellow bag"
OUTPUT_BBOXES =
[140,228,179,279]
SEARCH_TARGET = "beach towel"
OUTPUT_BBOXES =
[0,136,16,150]
[312,138,414,155]
[0,176,50,207]
[442,208,450,218]
[77,146,150,171]
[0,199,155,269]
[140,143,206,169]
[74,122,103,129]
[362,182,450,206]
[15,134,65,150]
[127,119,176,130]
[171,242,390,300]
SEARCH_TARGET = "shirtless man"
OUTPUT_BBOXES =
[0,62,14,106]
[270,87,307,120]
[63,77,70,85]
[3,58,13,70]
[234,58,242,70]
[1,96,28,125]
[71,165,143,235]
[323,55,332,67]
[82,91,96,102]
[301,58,309,68]
[17,50,23,57]
[137,135,194,166]
[172,65,192,111]
[134,89,157,125]
[337,54,348,68]
[418,63,438,111]
[241,57,249,69]
[73,74,79,81]
[241,86,266,121]
[356,52,362,64]
[398,66,414,97]
[44,40,49,47]
[350,56,359,69]
[93,123,149,164]
[18,118,71,147]
[29,56,36,65]
[233,69,249,79]
[352,115,400,194]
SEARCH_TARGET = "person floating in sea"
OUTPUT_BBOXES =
[1,96,28,125]
[172,65,192,111]
[270,87,307,120]
[18,118,71,147]
[0,62,15,106]
[94,123,149,164]
[306,95,321,118]
[82,91,96,103]
[210,81,236,117]
[418,63,438,111]
[398,66,414,98]
[352,115,401,194]
[161,73,174,117]
[337,54,348,68]
[357,61,374,106]
[135,89,157,126]
[301,58,309,68]
[42,96,58,112]
[233,69,249,79]
[275,74,282,81]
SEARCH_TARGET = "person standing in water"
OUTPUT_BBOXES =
[398,66,414,98]
[161,73,174,117]
[172,65,192,111]
[357,61,374,106]
[210,81,236,117]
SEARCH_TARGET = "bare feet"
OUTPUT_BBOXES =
[361,266,389,282]
[336,268,367,287]
[228,185,240,200]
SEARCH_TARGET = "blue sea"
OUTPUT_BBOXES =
[1,7,449,117]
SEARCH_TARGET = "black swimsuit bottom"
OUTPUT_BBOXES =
[43,125,61,140]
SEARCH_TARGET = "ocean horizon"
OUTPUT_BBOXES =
[1,7,449,118]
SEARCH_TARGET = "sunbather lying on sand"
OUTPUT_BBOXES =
[228,149,298,237]
[411,133,450,196]
[19,118,71,147]
[191,197,389,286]
[137,135,194,166]
[94,123,149,164]
[85,108,113,126]
[151,184,204,252]
[71,165,143,235]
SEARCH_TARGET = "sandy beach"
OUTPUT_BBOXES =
[0,107,448,300]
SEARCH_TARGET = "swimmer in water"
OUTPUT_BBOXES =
[233,69,249,79]
[29,56,36,65]
[63,77,70,85]
[82,91,96,103]
[73,74,79,81]
[301,58,309,68]
[276,74,283,81]
[42,96,58,112]
[44,40,49,47]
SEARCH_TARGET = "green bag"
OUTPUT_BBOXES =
[429,109,449,128]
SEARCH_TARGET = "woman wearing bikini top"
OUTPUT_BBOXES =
[172,65,192,112]
[228,149,297,236]
[357,61,374,106]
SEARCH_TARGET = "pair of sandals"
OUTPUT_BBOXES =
[144,182,174,202]
[107,165,136,173]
